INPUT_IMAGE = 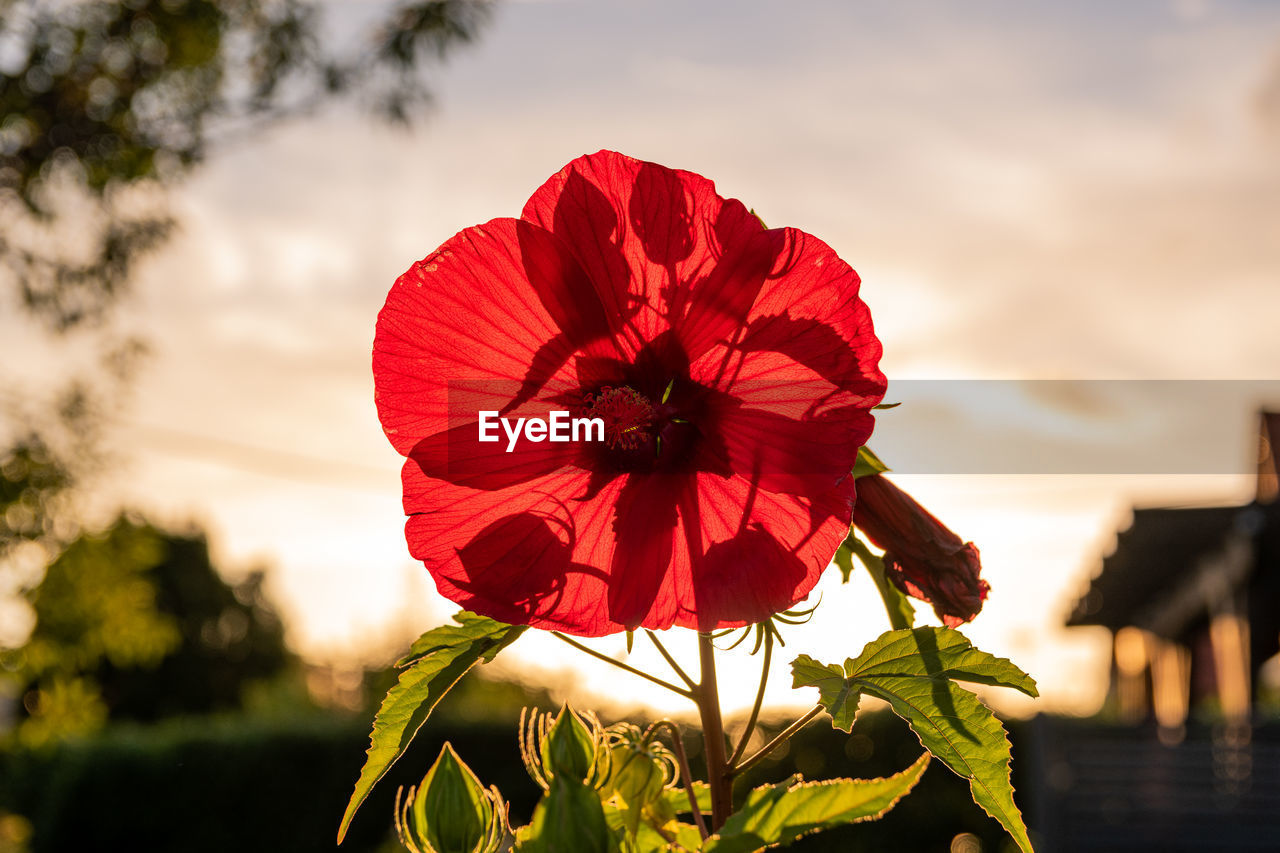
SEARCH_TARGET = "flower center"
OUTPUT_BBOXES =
[583,386,655,450]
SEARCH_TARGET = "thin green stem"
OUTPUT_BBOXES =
[551,632,693,699]
[696,632,733,831]
[729,704,824,778]
[645,629,698,690]
[728,628,773,767]
[646,720,709,840]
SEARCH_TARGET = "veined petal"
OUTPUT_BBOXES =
[712,401,874,497]
[606,473,681,630]
[680,474,854,630]
[409,420,581,492]
[521,150,757,352]
[402,460,624,635]
[373,218,618,455]
[691,225,885,403]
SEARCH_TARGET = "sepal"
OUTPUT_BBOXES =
[395,742,510,853]
[521,705,611,790]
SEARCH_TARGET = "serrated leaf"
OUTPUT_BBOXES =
[847,627,1038,697]
[791,654,860,732]
[660,781,712,815]
[338,611,526,842]
[792,628,1038,853]
[703,752,930,853]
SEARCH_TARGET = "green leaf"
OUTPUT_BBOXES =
[634,818,702,853]
[842,533,914,629]
[791,628,1038,853]
[846,627,1038,696]
[338,611,526,843]
[791,655,861,732]
[660,781,712,815]
[872,401,901,410]
[703,752,931,853]
[517,777,622,853]
[603,745,669,836]
[851,446,889,479]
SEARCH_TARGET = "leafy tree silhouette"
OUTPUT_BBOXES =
[5,512,291,745]
[1,0,494,330]
[0,3,496,685]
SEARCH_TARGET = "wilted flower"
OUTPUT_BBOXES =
[374,150,885,634]
[852,473,989,627]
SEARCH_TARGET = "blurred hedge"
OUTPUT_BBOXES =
[0,713,546,853]
[0,708,1027,853]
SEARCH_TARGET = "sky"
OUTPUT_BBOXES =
[8,0,1280,720]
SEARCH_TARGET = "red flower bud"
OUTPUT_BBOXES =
[853,474,989,627]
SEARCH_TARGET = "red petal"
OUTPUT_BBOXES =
[675,206,779,362]
[683,227,884,498]
[606,473,681,630]
[409,420,580,491]
[402,460,628,635]
[373,218,619,455]
[521,150,754,352]
[690,226,885,404]
[679,473,853,630]
[712,400,875,497]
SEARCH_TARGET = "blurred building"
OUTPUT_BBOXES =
[1067,410,1280,736]
[1029,411,1280,851]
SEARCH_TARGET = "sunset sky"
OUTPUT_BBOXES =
[9,0,1280,719]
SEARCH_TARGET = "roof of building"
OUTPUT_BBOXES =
[1068,411,1280,635]
[1066,504,1243,632]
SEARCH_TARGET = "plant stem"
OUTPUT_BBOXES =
[729,704,824,777]
[646,720,709,840]
[696,632,732,831]
[728,628,772,767]
[551,632,694,699]
[646,629,698,690]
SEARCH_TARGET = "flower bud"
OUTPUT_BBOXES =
[853,473,989,627]
[395,742,509,853]
[598,723,677,837]
[520,705,610,790]
[541,705,598,783]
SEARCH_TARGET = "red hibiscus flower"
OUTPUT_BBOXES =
[853,473,989,627]
[373,150,885,636]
